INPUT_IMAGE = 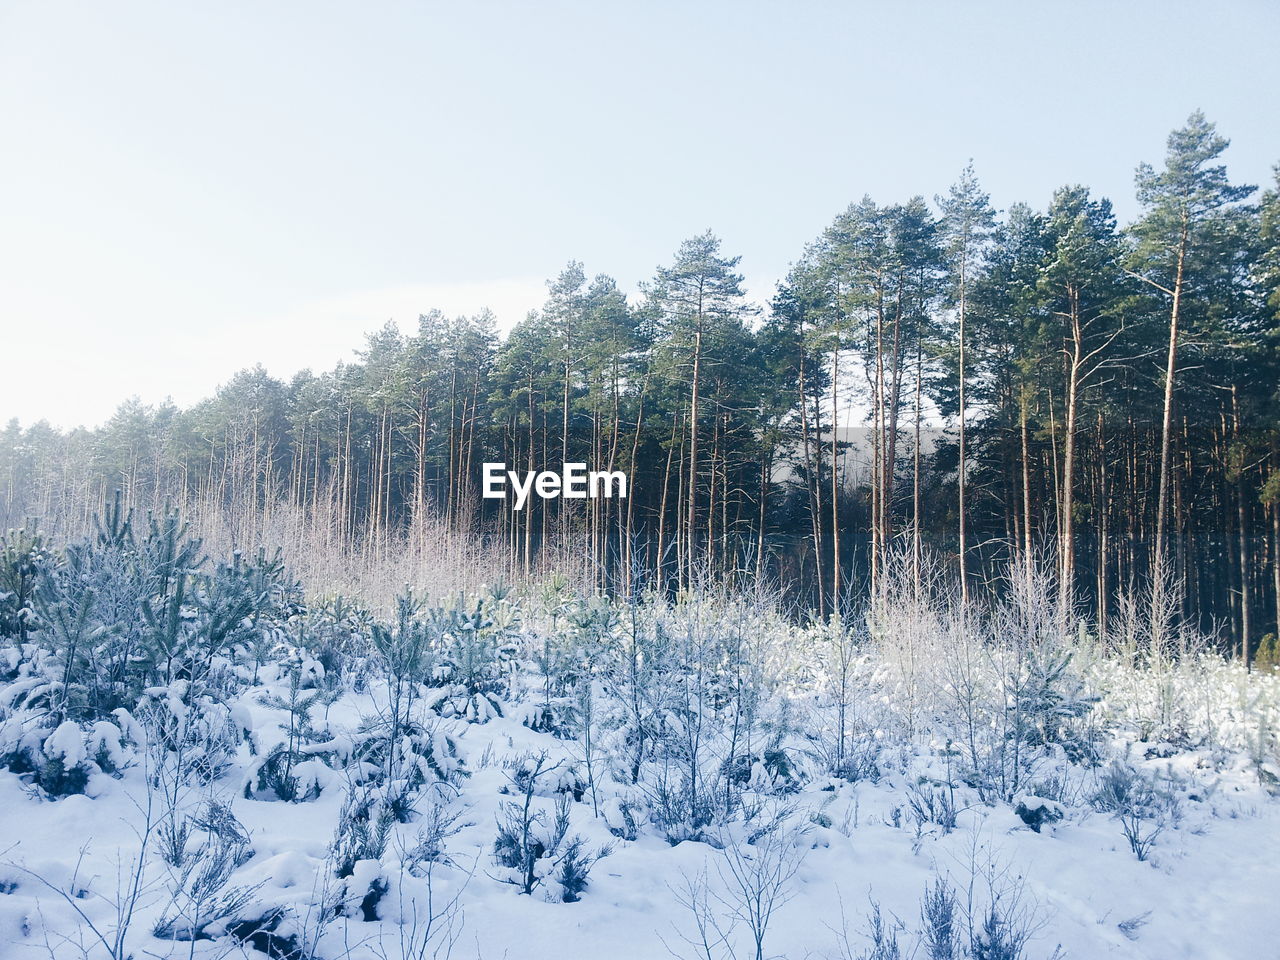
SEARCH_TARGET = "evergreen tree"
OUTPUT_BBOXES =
[645,232,753,587]
[1129,111,1255,640]
[938,165,995,605]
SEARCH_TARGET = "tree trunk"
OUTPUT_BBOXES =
[687,324,702,589]
[1233,385,1251,666]
[1060,286,1083,614]
[1151,216,1189,636]
[957,251,969,606]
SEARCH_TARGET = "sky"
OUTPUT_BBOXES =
[2,0,1278,430]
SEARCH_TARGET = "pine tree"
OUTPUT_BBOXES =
[939,165,995,605]
[1038,186,1126,612]
[1130,112,1255,642]
[645,232,752,588]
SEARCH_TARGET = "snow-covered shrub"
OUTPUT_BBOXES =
[492,751,608,900]
[137,509,209,685]
[995,573,1098,749]
[0,527,48,644]
[648,762,726,845]
[19,498,307,727]
[1013,642,1099,758]
[499,750,585,801]
[426,585,521,722]
[552,837,604,903]
[602,795,645,840]
[521,593,615,774]
[0,713,125,797]
[906,781,959,834]
[957,856,1063,960]
[153,799,257,942]
[529,574,585,707]
[597,595,677,786]
[302,594,375,690]
[139,679,240,785]
[804,613,885,782]
[31,537,120,721]
[332,785,396,879]
[1087,638,1280,767]
[723,805,808,956]
[86,717,130,774]
[0,642,23,683]
[492,795,563,894]
[370,587,436,764]
[337,634,467,809]
[249,657,332,802]
[853,900,906,960]
[186,555,291,685]
[721,735,805,798]
[250,747,326,803]
[639,592,783,843]
[552,594,622,812]
[202,548,303,689]
[37,719,93,796]
[1012,795,1064,834]
[1091,760,1180,860]
[519,694,579,738]
[138,680,240,866]
[839,872,1053,960]
[346,716,465,796]
[0,711,47,774]
[404,793,466,873]
[969,904,1035,960]
[918,572,1103,803]
[0,646,61,776]
[667,804,806,960]
[919,877,961,960]
[35,499,205,720]
[226,909,309,960]
[222,547,303,631]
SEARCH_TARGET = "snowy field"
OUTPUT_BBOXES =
[2,548,1279,960]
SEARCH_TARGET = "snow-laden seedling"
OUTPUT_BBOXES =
[1090,759,1182,860]
[1011,795,1063,834]
[424,586,521,722]
[404,793,466,873]
[492,751,611,901]
[37,719,94,796]
[248,647,333,802]
[0,527,47,645]
[906,780,960,835]
[333,783,397,880]
[152,799,259,943]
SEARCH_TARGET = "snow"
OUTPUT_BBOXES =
[111,706,144,746]
[0,633,1278,958]
[41,719,84,766]
[1012,794,1061,813]
[0,716,1275,958]
[86,720,125,767]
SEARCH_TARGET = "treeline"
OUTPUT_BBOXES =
[4,112,1280,658]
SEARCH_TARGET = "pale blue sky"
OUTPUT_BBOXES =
[3,0,1278,428]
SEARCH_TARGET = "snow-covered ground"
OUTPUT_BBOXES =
[2,583,1279,960]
